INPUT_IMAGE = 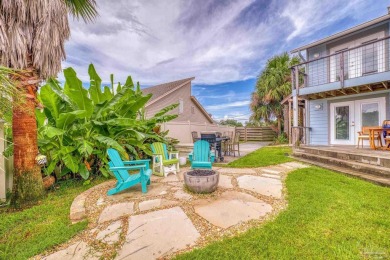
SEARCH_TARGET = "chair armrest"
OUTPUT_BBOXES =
[152,154,163,163]
[123,160,150,169]
[188,152,193,162]
[109,165,146,171]
[357,131,363,135]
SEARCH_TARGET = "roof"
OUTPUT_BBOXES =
[291,13,390,53]
[190,96,214,123]
[143,77,195,106]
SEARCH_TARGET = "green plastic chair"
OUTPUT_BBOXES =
[150,142,179,177]
[107,148,152,195]
[189,140,215,169]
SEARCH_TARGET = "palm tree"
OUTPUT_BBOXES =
[0,0,97,207]
[250,53,300,133]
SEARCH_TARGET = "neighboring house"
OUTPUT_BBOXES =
[142,77,214,124]
[290,8,390,146]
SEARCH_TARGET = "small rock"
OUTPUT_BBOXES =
[174,189,192,200]
[96,197,105,206]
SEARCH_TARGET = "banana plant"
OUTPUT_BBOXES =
[37,64,178,180]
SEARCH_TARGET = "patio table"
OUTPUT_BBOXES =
[369,128,384,150]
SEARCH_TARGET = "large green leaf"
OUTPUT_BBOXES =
[63,154,79,173]
[63,67,93,117]
[56,110,86,129]
[40,84,61,119]
[92,135,126,155]
[43,126,65,138]
[78,140,94,156]
[88,64,106,104]
[78,163,90,180]
[103,118,138,126]
[35,109,46,128]
[154,103,179,117]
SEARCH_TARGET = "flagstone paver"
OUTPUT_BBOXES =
[237,175,283,198]
[45,160,308,260]
[96,220,122,244]
[194,191,273,228]
[218,174,233,189]
[98,202,134,223]
[116,207,200,259]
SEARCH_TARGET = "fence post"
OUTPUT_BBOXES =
[0,120,6,201]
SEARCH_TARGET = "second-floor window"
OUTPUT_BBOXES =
[362,40,378,75]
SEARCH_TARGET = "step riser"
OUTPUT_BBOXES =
[296,148,390,168]
[294,152,390,179]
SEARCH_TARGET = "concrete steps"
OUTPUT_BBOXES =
[292,147,390,187]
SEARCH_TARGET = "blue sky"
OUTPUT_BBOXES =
[62,0,389,123]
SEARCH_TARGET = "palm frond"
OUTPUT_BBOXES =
[64,0,98,22]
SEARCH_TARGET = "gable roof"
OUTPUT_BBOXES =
[291,13,390,53]
[143,77,195,106]
[190,96,214,123]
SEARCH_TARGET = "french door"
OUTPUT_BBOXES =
[330,101,355,145]
[330,97,386,145]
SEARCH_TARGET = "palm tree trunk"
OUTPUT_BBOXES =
[277,117,282,134]
[10,55,44,207]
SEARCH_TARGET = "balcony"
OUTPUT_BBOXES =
[292,36,390,98]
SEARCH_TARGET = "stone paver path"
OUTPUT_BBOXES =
[40,161,307,260]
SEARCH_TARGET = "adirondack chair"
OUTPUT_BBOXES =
[107,148,152,195]
[150,142,180,177]
[189,140,215,169]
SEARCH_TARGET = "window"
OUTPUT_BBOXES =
[334,48,348,81]
[179,99,183,114]
[362,41,378,74]
[361,102,379,127]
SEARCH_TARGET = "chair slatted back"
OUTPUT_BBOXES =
[151,142,169,160]
[193,140,210,162]
[107,148,129,181]
[361,126,381,135]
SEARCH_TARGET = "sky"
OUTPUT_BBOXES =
[62,0,390,123]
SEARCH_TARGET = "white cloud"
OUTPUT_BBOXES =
[206,100,250,110]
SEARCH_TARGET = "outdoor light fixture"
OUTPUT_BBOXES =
[313,53,320,59]
[314,103,323,111]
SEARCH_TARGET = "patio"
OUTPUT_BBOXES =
[40,161,307,259]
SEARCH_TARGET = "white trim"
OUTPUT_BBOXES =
[330,101,355,145]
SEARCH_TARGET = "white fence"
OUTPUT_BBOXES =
[161,121,235,144]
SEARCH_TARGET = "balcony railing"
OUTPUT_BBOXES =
[292,36,390,89]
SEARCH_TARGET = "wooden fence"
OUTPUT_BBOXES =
[235,127,277,142]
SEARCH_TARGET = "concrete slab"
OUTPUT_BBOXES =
[262,168,281,174]
[138,199,178,211]
[218,174,233,189]
[116,207,200,259]
[98,202,134,223]
[174,189,193,200]
[262,173,281,179]
[160,173,180,183]
[194,191,272,229]
[96,220,122,244]
[237,175,282,198]
[105,183,170,202]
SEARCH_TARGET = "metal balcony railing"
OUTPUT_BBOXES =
[292,36,390,89]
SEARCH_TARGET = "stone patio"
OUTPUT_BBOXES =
[39,161,307,260]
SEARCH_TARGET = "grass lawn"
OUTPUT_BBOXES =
[226,146,293,168]
[177,167,390,259]
[0,178,104,260]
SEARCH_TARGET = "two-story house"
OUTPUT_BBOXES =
[290,8,390,147]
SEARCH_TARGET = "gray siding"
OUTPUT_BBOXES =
[308,99,329,145]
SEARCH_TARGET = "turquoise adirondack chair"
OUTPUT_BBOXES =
[107,148,152,195]
[150,142,179,177]
[189,140,215,169]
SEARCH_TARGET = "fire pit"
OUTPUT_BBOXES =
[184,169,219,193]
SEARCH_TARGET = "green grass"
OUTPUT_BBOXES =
[226,146,293,168]
[177,167,390,259]
[0,178,105,260]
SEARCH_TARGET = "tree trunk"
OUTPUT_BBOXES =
[277,117,282,135]
[10,57,44,208]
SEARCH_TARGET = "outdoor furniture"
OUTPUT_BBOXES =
[230,132,240,157]
[357,126,381,148]
[150,142,179,177]
[107,148,152,195]
[191,131,198,143]
[189,140,215,169]
[225,131,234,155]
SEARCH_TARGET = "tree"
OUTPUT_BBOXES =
[219,119,243,127]
[250,53,300,133]
[0,0,98,207]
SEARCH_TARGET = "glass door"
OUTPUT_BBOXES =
[330,101,355,145]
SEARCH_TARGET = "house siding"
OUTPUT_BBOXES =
[308,99,329,145]
[145,82,213,123]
